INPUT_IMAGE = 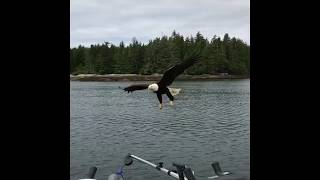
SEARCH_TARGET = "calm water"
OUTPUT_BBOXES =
[70,80,250,180]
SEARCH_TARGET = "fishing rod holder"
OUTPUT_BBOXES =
[208,162,232,179]
[211,162,230,176]
[173,163,185,180]
[172,163,196,180]
[156,162,164,170]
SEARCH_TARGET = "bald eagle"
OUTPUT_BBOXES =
[122,51,201,109]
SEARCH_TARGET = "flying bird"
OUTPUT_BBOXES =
[122,50,201,109]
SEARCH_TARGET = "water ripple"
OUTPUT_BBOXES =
[70,80,250,180]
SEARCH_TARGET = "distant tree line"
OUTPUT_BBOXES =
[70,31,250,75]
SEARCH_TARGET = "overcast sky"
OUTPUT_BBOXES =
[70,0,250,47]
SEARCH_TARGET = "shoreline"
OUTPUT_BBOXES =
[70,74,249,82]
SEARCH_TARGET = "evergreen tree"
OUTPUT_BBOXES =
[70,31,250,76]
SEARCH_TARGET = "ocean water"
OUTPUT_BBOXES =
[70,79,250,180]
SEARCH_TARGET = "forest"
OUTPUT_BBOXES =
[70,31,250,76]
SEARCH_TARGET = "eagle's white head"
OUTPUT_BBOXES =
[148,83,159,92]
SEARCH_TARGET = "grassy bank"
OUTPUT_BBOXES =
[70,74,249,81]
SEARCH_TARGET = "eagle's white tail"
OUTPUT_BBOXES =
[168,88,181,96]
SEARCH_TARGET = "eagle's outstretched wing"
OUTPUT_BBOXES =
[123,84,149,93]
[158,50,202,87]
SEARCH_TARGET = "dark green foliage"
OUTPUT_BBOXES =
[70,31,250,75]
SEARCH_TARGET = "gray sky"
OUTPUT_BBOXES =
[70,0,250,47]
